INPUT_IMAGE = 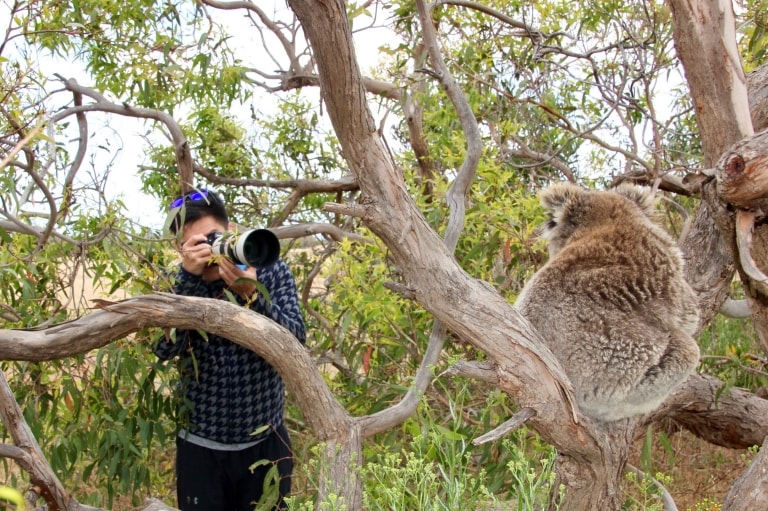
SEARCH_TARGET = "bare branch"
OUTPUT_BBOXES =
[200,0,296,66]
[442,359,498,384]
[472,407,536,445]
[1,293,363,508]
[194,164,359,192]
[625,464,680,511]
[0,371,74,510]
[434,0,557,42]
[353,0,490,439]
[416,0,481,250]
[272,222,369,243]
[715,129,768,208]
[51,77,194,194]
[720,298,750,318]
[0,121,44,171]
[660,372,768,449]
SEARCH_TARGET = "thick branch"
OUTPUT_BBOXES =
[661,372,768,449]
[716,129,768,207]
[0,294,363,507]
[194,165,358,193]
[272,222,369,243]
[747,63,768,132]
[1,295,352,437]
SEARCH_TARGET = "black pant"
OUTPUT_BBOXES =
[175,424,293,511]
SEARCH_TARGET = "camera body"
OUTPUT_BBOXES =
[205,231,223,247]
[204,229,280,269]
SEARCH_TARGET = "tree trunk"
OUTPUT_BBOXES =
[667,0,752,168]
[547,422,636,510]
[668,1,768,508]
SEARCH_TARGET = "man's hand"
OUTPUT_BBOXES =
[179,234,213,275]
[218,257,258,301]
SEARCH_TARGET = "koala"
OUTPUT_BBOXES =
[514,183,700,422]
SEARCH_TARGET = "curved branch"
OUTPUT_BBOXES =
[434,0,556,42]
[357,0,489,439]
[194,164,359,193]
[0,294,361,508]
[199,0,295,66]
[720,298,750,318]
[735,209,768,285]
[0,371,75,510]
[416,0,481,250]
[657,372,768,449]
[271,222,370,243]
[52,77,194,194]
[0,295,352,437]
[57,83,88,222]
[260,72,402,101]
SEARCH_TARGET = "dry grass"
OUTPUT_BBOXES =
[628,427,752,510]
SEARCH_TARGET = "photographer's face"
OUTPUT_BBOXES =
[180,216,230,282]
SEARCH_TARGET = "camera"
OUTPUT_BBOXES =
[204,229,280,269]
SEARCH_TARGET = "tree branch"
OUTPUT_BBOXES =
[0,371,75,510]
[52,77,194,194]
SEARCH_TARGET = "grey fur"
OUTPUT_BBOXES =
[515,183,700,422]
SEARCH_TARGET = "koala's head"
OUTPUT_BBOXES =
[538,182,658,256]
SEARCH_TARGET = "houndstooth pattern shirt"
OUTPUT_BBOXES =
[154,259,306,444]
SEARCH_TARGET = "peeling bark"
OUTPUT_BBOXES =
[723,436,768,511]
[748,64,768,132]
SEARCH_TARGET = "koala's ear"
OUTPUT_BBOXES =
[611,184,657,216]
[539,182,582,213]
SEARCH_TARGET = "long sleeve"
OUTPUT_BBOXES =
[245,259,306,344]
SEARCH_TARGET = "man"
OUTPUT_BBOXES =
[155,188,306,511]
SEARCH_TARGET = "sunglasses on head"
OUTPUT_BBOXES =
[169,189,210,210]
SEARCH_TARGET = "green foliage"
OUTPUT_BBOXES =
[28,0,247,111]
[0,486,25,510]
[4,337,177,507]
[0,195,178,506]
[288,388,558,511]
[697,314,768,393]
[621,469,673,511]
[313,233,432,414]
[739,0,768,67]
[385,0,696,182]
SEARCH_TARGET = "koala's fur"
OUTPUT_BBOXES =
[515,183,700,422]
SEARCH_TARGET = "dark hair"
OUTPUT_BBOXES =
[168,189,229,234]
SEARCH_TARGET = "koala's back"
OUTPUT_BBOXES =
[515,184,700,422]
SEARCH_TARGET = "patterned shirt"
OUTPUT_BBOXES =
[154,259,305,444]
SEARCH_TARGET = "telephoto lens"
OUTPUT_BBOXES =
[211,229,280,268]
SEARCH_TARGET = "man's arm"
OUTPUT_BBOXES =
[247,260,306,344]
